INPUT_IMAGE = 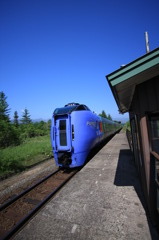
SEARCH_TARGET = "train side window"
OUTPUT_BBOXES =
[59,120,67,146]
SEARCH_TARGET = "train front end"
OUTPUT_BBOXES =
[51,103,100,168]
[51,112,72,167]
[51,103,87,168]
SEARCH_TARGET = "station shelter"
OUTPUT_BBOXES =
[106,47,159,225]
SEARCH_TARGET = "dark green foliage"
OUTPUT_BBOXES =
[125,121,131,130]
[99,110,112,120]
[47,119,51,128]
[107,114,112,120]
[0,153,25,176]
[0,91,10,121]
[21,108,32,124]
[0,93,22,148]
[99,110,107,118]
[19,120,51,140]
[34,121,47,136]
[0,120,22,148]
[0,92,52,176]
[0,92,51,149]
[14,111,19,127]
[122,121,130,132]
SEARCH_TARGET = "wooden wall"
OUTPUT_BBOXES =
[130,77,159,223]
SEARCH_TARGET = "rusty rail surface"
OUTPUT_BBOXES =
[0,168,78,240]
[0,169,59,211]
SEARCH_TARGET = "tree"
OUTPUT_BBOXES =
[14,111,19,127]
[99,110,107,118]
[107,114,112,120]
[47,119,51,130]
[21,108,32,124]
[0,120,21,148]
[0,91,10,121]
[0,92,22,148]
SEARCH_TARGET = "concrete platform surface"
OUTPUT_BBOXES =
[14,132,159,240]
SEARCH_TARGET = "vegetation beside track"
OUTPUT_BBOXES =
[0,135,52,179]
[122,121,130,131]
[0,92,53,179]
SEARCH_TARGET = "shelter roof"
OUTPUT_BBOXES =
[106,47,159,113]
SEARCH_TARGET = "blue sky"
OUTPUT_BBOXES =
[0,0,159,122]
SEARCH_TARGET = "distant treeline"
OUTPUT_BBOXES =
[98,110,121,124]
[0,91,51,148]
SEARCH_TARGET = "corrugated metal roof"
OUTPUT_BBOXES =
[106,47,159,113]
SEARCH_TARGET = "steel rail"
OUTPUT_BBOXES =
[1,169,78,240]
[0,169,59,211]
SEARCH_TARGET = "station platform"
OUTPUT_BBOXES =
[14,132,159,240]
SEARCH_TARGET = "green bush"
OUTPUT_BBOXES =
[0,151,25,174]
[19,121,51,140]
[123,121,131,132]
[0,120,22,148]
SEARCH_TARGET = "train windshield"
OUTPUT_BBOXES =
[54,106,77,115]
[54,105,90,115]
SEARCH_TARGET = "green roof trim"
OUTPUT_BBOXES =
[107,48,159,86]
[111,57,159,86]
[106,47,159,113]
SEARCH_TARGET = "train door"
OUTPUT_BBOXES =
[54,116,71,151]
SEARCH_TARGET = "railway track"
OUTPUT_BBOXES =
[0,168,78,240]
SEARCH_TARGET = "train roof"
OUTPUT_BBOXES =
[53,103,90,115]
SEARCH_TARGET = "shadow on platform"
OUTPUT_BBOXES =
[114,149,159,240]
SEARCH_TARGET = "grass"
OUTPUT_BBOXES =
[0,135,53,179]
[122,121,131,132]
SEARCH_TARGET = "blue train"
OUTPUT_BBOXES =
[51,103,121,168]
